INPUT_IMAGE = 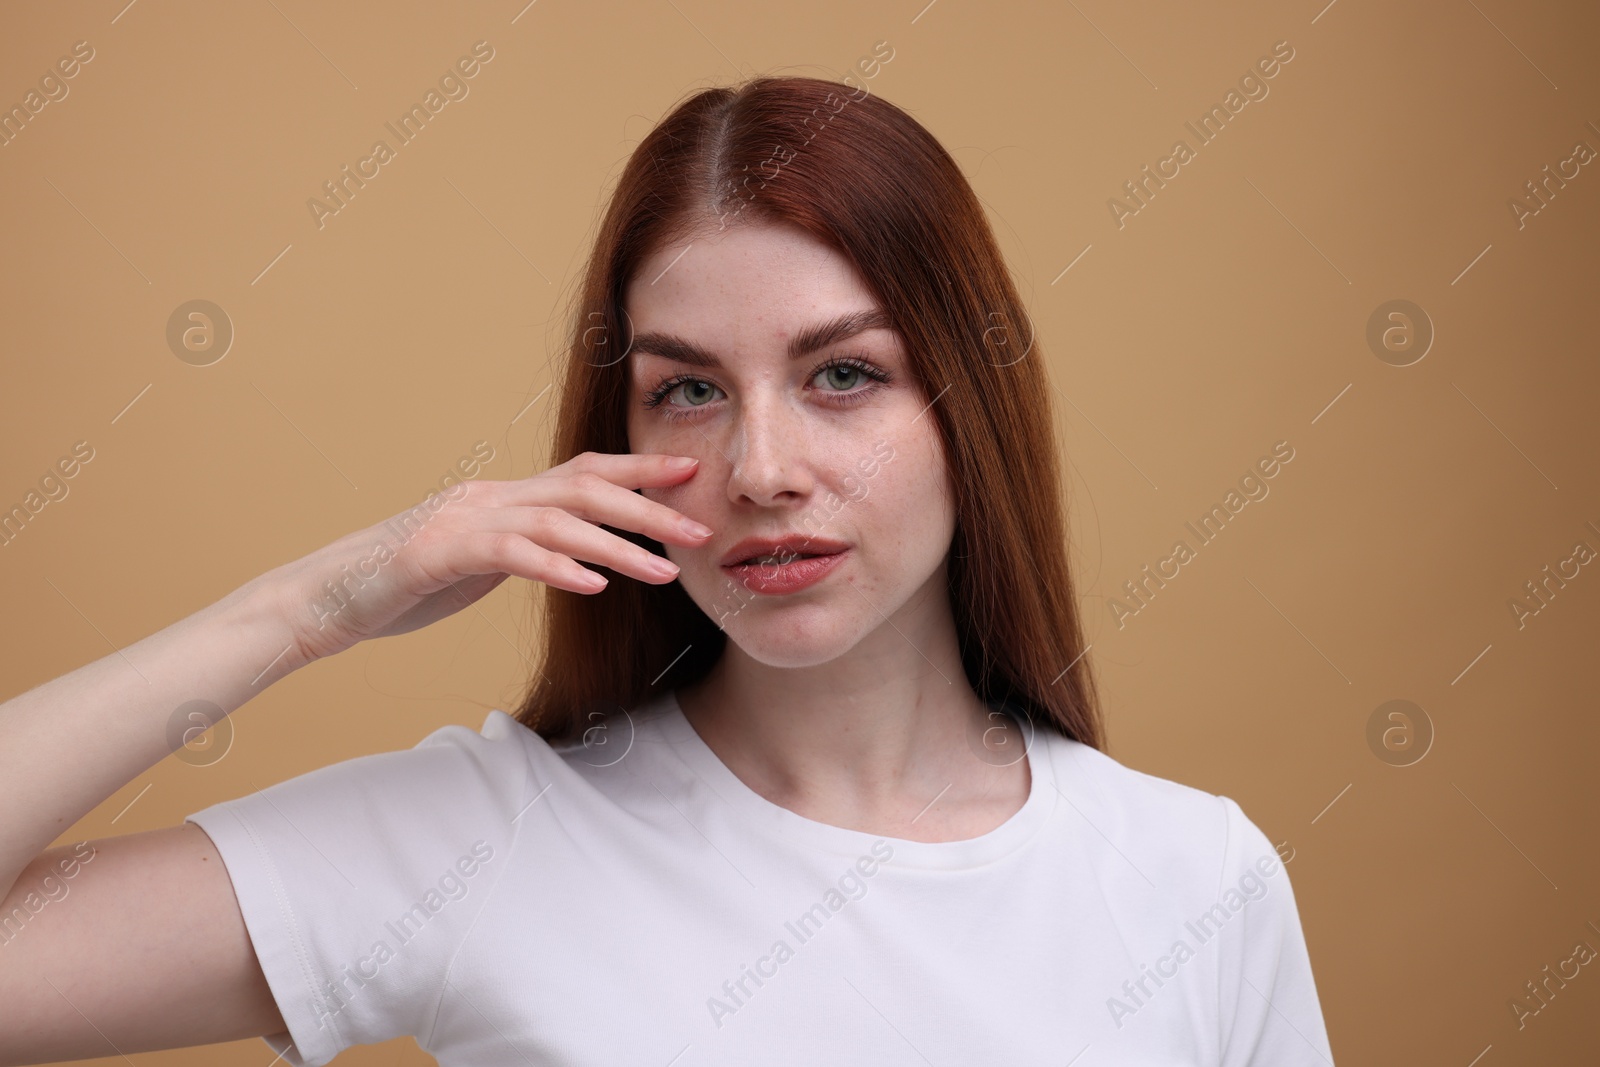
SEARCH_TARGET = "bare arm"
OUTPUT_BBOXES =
[0,574,303,903]
[0,826,287,1065]
[0,453,711,1063]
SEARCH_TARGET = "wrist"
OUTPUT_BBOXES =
[217,566,323,682]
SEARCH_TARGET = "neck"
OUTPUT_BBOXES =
[675,577,1030,842]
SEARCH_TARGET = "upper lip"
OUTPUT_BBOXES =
[719,535,851,567]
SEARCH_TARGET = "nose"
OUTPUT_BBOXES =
[724,391,815,508]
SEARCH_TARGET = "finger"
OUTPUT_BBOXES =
[506,466,715,547]
[448,529,611,594]
[485,505,682,585]
[554,451,707,491]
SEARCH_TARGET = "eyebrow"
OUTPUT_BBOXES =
[629,308,896,369]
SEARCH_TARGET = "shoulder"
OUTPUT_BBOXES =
[1042,733,1283,901]
[183,709,580,898]
[235,709,547,815]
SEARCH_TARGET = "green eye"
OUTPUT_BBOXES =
[681,381,717,405]
[812,355,891,393]
[818,364,861,390]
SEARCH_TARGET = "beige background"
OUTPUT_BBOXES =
[3,0,1597,1063]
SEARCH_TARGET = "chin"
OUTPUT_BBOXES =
[694,590,867,669]
[727,628,865,670]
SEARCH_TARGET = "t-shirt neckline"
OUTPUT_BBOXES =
[654,688,1058,870]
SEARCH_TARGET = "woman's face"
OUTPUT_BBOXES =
[624,220,958,669]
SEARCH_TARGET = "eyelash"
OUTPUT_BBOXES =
[640,353,894,421]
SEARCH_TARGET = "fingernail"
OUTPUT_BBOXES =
[667,456,698,469]
[682,519,714,538]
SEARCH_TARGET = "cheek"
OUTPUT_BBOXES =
[641,478,698,517]
[868,475,948,553]
[891,431,957,547]
[631,412,721,478]
[837,434,949,546]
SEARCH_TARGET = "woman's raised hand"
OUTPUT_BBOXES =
[272,452,711,665]
[0,454,715,1064]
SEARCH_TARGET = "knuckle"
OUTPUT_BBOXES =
[527,505,561,533]
[571,470,608,493]
[487,531,522,562]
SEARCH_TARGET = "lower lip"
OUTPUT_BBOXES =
[721,550,848,594]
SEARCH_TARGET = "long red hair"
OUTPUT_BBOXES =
[512,75,1103,752]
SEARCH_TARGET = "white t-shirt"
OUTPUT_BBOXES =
[186,690,1335,1066]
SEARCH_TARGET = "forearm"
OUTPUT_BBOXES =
[0,568,312,896]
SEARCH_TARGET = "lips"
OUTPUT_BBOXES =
[718,534,850,568]
[723,551,846,595]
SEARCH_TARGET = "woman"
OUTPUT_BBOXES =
[0,76,1334,1065]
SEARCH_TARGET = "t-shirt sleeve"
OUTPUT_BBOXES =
[184,709,534,1067]
[1213,795,1336,1067]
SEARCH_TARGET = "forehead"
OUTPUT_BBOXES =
[623,222,879,344]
